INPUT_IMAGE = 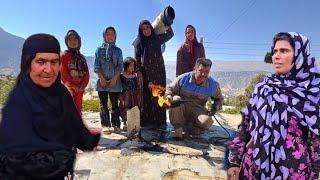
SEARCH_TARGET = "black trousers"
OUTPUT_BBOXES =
[98,91,120,128]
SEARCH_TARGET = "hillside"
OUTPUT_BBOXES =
[0,27,24,74]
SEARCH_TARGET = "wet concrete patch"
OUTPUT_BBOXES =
[162,168,213,180]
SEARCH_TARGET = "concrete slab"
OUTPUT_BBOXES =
[74,112,238,180]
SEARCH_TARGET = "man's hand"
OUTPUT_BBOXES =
[209,105,217,116]
[166,95,173,104]
[227,167,240,180]
[161,95,172,108]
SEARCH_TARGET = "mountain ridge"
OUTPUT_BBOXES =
[2,27,317,98]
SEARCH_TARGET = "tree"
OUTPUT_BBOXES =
[234,73,265,111]
[264,52,272,64]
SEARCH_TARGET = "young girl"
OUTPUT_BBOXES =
[61,30,89,116]
[94,27,123,133]
[119,57,140,131]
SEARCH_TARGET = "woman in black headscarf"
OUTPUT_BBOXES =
[0,33,100,179]
[133,20,173,128]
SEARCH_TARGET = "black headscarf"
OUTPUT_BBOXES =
[19,33,61,81]
[1,33,99,152]
[133,20,158,49]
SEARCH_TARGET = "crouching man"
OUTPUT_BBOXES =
[165,58,223,139]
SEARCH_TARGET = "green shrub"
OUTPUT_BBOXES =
[220,108,240,114]
[219,73,265,114]
[230,73,265,112]
[0,77,16,105]
[83,99,100,112]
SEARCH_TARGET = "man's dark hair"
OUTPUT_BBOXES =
[195,58,212,67]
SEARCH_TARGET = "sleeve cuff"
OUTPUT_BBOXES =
[228,162,241,169]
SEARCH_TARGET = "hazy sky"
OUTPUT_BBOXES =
[1,0,319,61]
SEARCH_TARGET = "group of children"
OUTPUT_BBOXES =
[60,27,140,133]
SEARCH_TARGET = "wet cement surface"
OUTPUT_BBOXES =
[74,112,236,180]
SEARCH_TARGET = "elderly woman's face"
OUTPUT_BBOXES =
[272,40,294,75]
[141,24,152,37]
[29,53,60,88]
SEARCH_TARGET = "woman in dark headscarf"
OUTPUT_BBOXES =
[0,33,100,179]
[227,32,320,179]
[61,30,89,116]
[176,25,205,77]
[133,20,173,128]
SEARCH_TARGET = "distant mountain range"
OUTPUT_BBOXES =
[164,60,273,97]
[0,27,24,74]
[85,57,274,98]
[1,27,316,98]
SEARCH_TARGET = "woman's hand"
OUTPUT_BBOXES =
[227,167,240,180]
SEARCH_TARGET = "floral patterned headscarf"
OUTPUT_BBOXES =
[243,32,320,178]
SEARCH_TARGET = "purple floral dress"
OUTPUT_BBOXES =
[228,32,320,180]
[229,115,320,179]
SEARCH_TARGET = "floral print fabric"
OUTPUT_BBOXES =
[228,32,320,179]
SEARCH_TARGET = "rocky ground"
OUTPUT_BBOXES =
[74,112,242,180]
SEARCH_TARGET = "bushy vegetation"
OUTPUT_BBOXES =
[83,97,112,112]
[83,99,100,112]
[219,73,265,114]
[0,76,16,105]
[220,107,239,114]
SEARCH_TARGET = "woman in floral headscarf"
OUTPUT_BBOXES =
[227,32,320,180]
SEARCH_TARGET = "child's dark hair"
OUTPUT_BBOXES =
[123,57,136,72]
